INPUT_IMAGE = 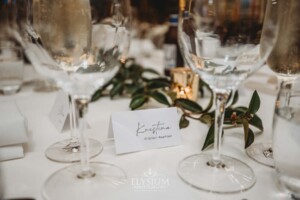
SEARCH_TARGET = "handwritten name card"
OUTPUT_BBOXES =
[110,107,182,154]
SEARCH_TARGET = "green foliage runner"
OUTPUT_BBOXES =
[92,59,263,150]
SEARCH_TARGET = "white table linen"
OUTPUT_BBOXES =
[0,42,291,200]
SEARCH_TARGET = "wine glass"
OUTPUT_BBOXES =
[177,0,279,193]
[246,0,300,168]
[2,0,96,163]
[34,0,131,163]
[0,0,26,95]
[25,0,103,163]
[23,0,132,199]
[272,80,300,199]
[44,94,99,163]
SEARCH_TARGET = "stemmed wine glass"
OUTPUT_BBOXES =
[29,1,102,163]
[177,0,279,193]
[30,0,131,163]
[23,0,132,199]
[246,0,300,168]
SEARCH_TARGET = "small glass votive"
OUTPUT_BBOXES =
[273,85,300,199]
[171,67,199,101]
[0,46,24,95]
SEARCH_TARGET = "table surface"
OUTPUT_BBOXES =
[0,41,292,200]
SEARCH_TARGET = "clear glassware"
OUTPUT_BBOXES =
[30,0,102,163]
[0,45,24,95]
[0,0,96,162]
[22,0,132,199]
[177,0,279,193]
[0,1,25,95]
[44,94,103,163]
[34,0,131,163]
[273,81,300,199]
[246,0,300,168]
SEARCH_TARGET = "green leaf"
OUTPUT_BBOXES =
[175,98,203,113]
[124,84,139,94]
[149,91,170,106]
[128,63,142,72]
[235,106,248,112]
[199,114,212,125]
[230,90,239,106]
[130,94,148,110]
[202,125,214,150]
[248,90,260,114]
[110,82,123,98]
[91,89,103,102]
[142,68,160,75]
[179,115,189,129]
[147,78,171,89]
[245,128,255,148]
[242,119,254,148]
[132,87,145,97]
[249,114,264,131]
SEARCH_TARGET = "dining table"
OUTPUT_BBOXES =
[0,39,292,200]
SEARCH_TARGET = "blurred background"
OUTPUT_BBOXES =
[131,0,179,24]
[129,0,180,48]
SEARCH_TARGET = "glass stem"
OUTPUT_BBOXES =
[211,91,229,167]
[75,98,95,179]
[276,77,295,107]
[69,96,79,144]
[225,89,236,108]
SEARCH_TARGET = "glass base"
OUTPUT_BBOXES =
[246,143,274,168]
[42,162,127,200]
[0,85,21,95]
[177,153,256,194]
[45,138,103,163]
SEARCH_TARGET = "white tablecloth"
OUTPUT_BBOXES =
[0,42,291,200]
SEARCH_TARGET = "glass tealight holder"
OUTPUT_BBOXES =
[171,67,199,101]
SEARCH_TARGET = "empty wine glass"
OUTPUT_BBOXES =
[177,0,279,193]
[22,0,132,199]
[34,0,130,164]
[0,0,25,95]
[44,94,100,163]
[24,0,104,163]
[273,80,300,199]
[246,0,300,168]
[0,0,95,163]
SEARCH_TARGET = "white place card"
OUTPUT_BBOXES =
[49,90,70,133]
[110,107,182,154]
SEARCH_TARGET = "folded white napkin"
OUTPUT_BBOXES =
[0,101,28,161]
[0,144,24,161]
[0,101,28,146]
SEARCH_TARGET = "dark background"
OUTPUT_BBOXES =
[130,0,179,24]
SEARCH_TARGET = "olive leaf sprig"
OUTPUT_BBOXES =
[91,58,263,150]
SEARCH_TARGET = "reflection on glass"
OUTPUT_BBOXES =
[273,82,300,199]
[22,0,132,199]
[247,0,300,168]
[177,0,278,193]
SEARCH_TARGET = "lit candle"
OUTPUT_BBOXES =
[171,67,199,101]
